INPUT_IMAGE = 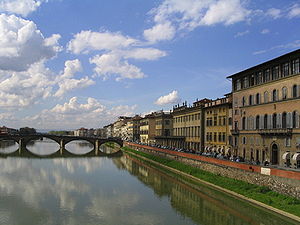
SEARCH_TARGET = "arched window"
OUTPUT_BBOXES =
[282,87,287,100]
[264,114,268,129]
[273,113,277,129]
[292,111,298,128]
[272,89,277,101]
[242,117,246,130]
[264,91,269,103]
[256,93,260,104]
[282,112,287,129]
[256,115,260,130]
[249,95,253,105]
[242,96,246,106]
[293,84,298,98]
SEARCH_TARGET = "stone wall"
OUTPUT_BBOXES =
[125,143,300,199]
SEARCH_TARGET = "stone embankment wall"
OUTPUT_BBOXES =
[125,142,300,199]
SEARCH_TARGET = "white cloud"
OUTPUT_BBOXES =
[124,48,167,60]
[155,90,181,105]
[67,30,137,54]
[234,30,249,38]
[288,4,300,19]
[144,0,250,43]
[21,97,137,129]
[0,62,54,108]
[0,0,43,17]
[143,22,175,43]
[261,29,270,34]
[54,59,95,97]
[266,8,281,19]
[90,53,146,81]
[0,14,61,72]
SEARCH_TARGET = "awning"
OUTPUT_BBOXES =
[292,153,300,161]
[282,152,290,160]
[208,146,213,152]
[221,147,225,154]
[212,147,217,152]
[217,147,221,153]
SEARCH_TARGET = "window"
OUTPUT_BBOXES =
[256,93,260,104]
[292,58,300,74]
[292,111,298,128]
[250,74,255,86]
[264,114,268,129]
[228,117,232,125]
[264,91,269,103]
[285,137,291,147]
[273,114,277,129]
[242,96,246,106]
[242,117,246,130]
[242,76,249,88]
[293,84,298,98]
[282,112,287,129]
[281,62,290,77]
[272,66,279,80]
[256,71,263,84]
[264,69,270,82]
[236,79,241,90]
[242,137,247,145]
[249,95,253,105]
[282,87,288,100]
[272,89,278,101]
[256,115,260,130]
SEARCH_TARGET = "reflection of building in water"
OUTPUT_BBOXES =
[0,140,17,148]
[115,155,294,225]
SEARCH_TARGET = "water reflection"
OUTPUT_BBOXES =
[0,140,18,153]
[0,143,297,225]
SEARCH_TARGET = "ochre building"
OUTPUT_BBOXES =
[227,49,300,168]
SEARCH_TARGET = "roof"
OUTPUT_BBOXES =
[226,49,300,79]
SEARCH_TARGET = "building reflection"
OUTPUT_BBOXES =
[114,154,297,225]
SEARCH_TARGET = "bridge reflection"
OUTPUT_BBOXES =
[0,147,123,159]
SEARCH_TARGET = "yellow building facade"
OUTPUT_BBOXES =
[228,49,300,168]
[204,94,233,155]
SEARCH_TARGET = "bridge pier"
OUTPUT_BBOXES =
[60,139,65,155]
[95,140,100,155]
[18,138,25,154]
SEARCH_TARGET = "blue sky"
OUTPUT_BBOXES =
[0,0,300,130]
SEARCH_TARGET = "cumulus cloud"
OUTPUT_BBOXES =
[0,0,43,17]
[67,30,137,54]
[143,22,175,43]
[0,62,54,108]
[0,14,61,72]
[155,90,180,105]
[54,59,95,97]
[20,97,137,129]
[68,30,166,81]
[144,0,250,43]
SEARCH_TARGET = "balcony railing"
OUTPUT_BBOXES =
[258,128,293,136]
[231,129,239,135]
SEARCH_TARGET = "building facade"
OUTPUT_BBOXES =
[172,99,210,151]
[154,111,173,146]
[139,113,156,144]
[204,94,233,156]
[228,49,300,168]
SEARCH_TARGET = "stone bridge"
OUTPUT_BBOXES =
[0,134,123,155]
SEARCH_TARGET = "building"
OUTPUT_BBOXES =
[131,115,142,142]
[113,116,132,138]
[203,94,233,156]
[139,113,156,144]
[104,124,113,138]
[0,126,18,135]
[227,49,300,168]
[172,99,211,151]
[74,127,88,137]
[93,128,107,138]
[154,111,173,146]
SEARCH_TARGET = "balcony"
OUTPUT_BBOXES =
[231,129,239,135]
[258,128,293,136]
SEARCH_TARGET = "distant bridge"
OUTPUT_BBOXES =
[0,134,123,155]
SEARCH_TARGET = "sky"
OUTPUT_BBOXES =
[0,0,300,130]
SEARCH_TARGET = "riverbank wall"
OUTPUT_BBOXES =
[124,142,300,199]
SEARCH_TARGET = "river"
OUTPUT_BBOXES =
[0,139,297,225]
